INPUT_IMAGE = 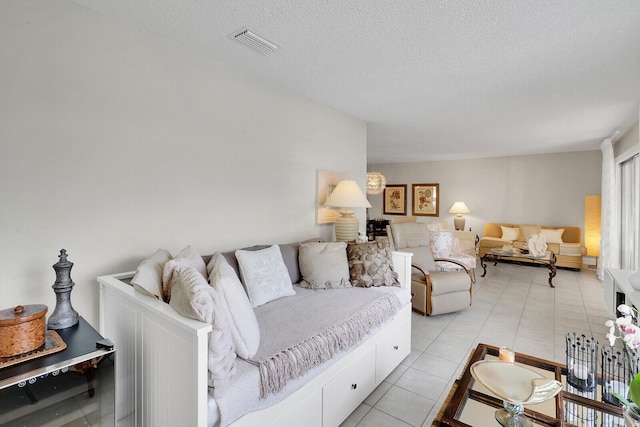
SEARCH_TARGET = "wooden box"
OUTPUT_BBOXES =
[0,305,48,357]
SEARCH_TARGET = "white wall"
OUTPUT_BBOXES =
[0,0,366,327]
[368,150,602,240]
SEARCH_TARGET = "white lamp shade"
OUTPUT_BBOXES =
[324,180,371,242]
[449,201,470,214]
[325,180,372,208]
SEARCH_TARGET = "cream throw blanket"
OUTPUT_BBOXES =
[249,287,402,398]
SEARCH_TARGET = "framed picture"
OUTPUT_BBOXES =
[412,183,439,216]
[316,169,346,224]
[383,185,407,215]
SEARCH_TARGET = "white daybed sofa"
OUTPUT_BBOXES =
[97,239,412,427]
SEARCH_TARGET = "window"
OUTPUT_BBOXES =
[619,153,639,270]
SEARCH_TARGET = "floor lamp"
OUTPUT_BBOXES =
[584,195,601,269]
[324,180,371,242]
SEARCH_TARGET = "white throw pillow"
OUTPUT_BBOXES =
[541,228,564,244]
[298,242,351,289]
[500,226,519,241]
[131,248,172,300]
[235,245,296,307]
[162,245,207,302]
[208,253,260,359]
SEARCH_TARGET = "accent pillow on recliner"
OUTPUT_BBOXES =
[298,242,351,289]
[429,231,453,258]
[346,240,399,287]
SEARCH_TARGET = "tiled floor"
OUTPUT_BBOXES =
[341,262,610,427]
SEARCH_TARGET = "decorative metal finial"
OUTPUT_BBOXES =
[47,248,79,329]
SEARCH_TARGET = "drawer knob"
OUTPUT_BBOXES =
[394,345,399,350]
[351,383,357,390]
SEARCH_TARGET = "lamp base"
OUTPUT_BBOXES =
[334,209,359,242]
[453,215,465,231]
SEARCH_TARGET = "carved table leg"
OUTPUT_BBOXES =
[548,252,557,288]
[480,255,488,277]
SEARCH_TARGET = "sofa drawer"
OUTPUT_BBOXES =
[376,307,411,382]
[273,388,322,427]
[322,346,375,427]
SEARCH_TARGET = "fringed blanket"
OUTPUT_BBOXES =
[249,287,402,398]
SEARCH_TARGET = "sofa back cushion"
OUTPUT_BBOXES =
[483,223,582,244]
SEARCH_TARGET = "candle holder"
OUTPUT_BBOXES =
[47,249,79,330]
[602,346,639,406]
[565,333,599,425]
[566,332,598,392]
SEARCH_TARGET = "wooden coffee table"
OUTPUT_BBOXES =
[434,343,623,426]
[480,249,557,287]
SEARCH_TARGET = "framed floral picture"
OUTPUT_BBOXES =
[383,185,407,215]
[412,183,439,216]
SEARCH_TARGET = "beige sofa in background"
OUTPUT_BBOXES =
[478,223,586,270]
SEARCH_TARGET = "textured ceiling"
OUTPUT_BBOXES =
[73,0,640,163]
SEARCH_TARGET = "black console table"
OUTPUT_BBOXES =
[0,317,115,426]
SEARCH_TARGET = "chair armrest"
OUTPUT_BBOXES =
[433,257,471,274]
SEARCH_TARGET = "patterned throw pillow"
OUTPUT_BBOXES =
[346,240,400,288]
[429,231,453,258]
[235,245,295,307]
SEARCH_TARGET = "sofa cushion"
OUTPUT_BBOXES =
[131,248,172,300]
[208,253,260,359]
[541,228,564,244]
[236,245,296,307]
[169,266,215,322]
[299,242,351,289]
[518,225,542,242]
[162,245,207,302]
[346,240,400,287]
[500,226,519,241]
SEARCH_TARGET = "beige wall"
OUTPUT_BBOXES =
[0,0,366,327]
[368,150,602,240]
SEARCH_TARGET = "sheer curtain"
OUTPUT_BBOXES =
[598,138,618,280]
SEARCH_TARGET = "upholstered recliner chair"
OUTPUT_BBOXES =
[387,222,473,316]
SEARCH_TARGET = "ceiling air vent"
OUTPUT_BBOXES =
[229,28,278,55]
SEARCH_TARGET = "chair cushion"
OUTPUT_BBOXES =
[390,223,436,271]
[435,253,476,270]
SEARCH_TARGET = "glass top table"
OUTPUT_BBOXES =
[480,249,557,287]
[435,343,625,427]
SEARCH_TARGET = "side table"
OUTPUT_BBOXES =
[0,317,115,426]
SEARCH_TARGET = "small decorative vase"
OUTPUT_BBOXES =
[623,405,640,427]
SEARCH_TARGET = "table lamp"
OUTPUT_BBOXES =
[324,180,372,242]
[449,201,470,231]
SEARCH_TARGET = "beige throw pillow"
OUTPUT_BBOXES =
[541,228,564,244]
[298,242,351,289]
[131,248,172,300]
[518,225,542,242]
[500,226,519,241]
